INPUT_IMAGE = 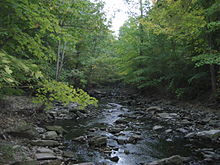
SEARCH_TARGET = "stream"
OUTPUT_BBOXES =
[52,90,220,165]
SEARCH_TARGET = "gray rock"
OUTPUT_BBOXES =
[31,140,59,147]
[35,153,57,160]
[116,137,127,145]
[127,135,143,144]
[147,106,163,112]
[44,131,58,140]
[89,136,107,147]
[72,163,94,165]
[157,113,173,119]
[108,127,123,134]
[37,147,54,153]
[10,160,38,165]
[124,150,130,154]
[153,125,163,131]
[45,125,67,134]
[148,155,183,165]
[176,128,188,134]
[6,124,39,139]
[62,151,75,158]
[110,156,119,162]
[115,118,129,124]
[197,130,220,139]
[165,129,172,133]
[73,136,87,142]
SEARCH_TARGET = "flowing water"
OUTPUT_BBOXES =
[55,97,200,165]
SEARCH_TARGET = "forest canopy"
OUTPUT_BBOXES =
[0,0,220,103]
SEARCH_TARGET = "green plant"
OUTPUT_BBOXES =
[33,80,98,110]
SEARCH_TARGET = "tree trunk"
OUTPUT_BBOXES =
[210,64,217,94]
[139,0,144,57]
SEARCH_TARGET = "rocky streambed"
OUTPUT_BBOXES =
[0,89,220,165]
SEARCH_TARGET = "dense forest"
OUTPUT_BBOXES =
[1,0,220,165]
[0,0,220,104]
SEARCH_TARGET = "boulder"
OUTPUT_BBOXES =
[44,131,58,140]
[148,155,183,165]
[185,130,220,140]
[31,140,59,147]
[108,127,123,134]
[110,156,119,162]
[127,135,143,144]
[35,153,57,160]
[115,118,129,125]
[72,163,94,165]
[37,147,54,153]
[147,106,163,112]
[10,160,38,165]
[153,125,163,131]
[62,151,75,158]
[6,124,39,139]
[89,136,107,147]
[197,130,220,139]
[45,126,67,134]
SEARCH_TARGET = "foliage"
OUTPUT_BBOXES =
[116,0,220,99]
[33,80,98,109]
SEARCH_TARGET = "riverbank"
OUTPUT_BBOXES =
[0,88,220,165]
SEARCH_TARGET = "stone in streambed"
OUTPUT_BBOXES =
[35,153,57,160]
[43,131,58,140]
[110,156,119,162]
[88,136,107,147]
[31,140,59,147]
[6,123,39,139]
[147,155,184,165]
[45,125,67,134]
[37,147,54,153]
[153,125,163,131]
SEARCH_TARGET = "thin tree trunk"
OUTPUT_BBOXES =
[139,0,144,57]
[56,40,61,80]
[210,64,217,94]
[57,41,67,79]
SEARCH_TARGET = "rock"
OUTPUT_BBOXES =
[35,153,57,160]
[157,113,179,119]
[148,155,183,165]
[116,137,127,145]
[11,160,38,165]
[62,151,75,158]
[72,163,94,165]
[209,120,220,127]
[44,131,58,140]
[157,113,173,119]
[124,150,130,154]
[197,130,220,139]
[89,136,107,147]
[31,140,59,147]
[165,129,172,133]
[185,130,220,140]
[6,124,39,139]
[127,135,143,144]
[73,136,87,142]
[110,156,119,162]
[153,125,163,131]
[45,126,67,134]
[35,127,46,134]
[37,147,54,153]
[108,127,123,134]
[147,106,163,112]
[115,118,129,124]
[176,128,188,134]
